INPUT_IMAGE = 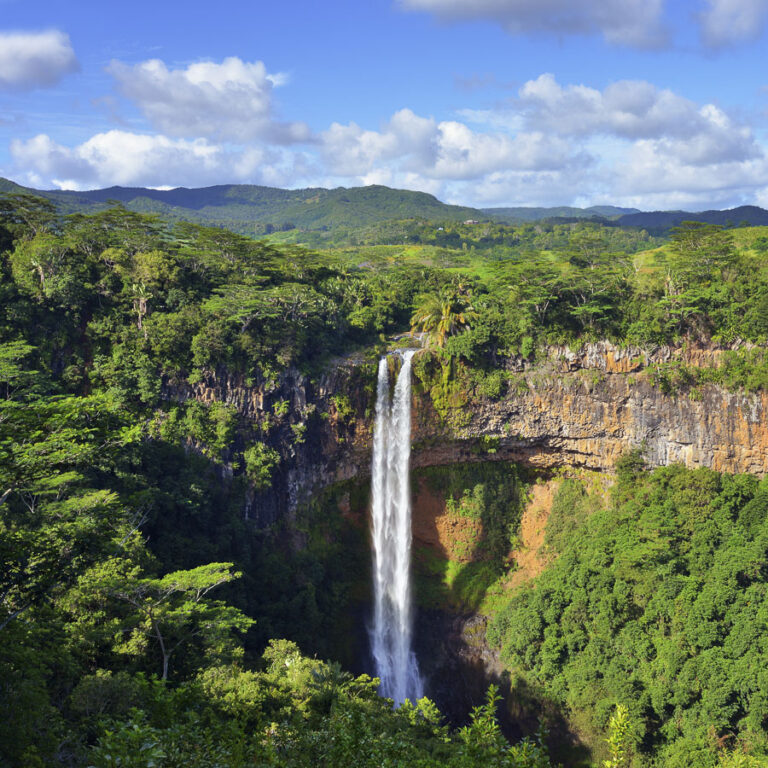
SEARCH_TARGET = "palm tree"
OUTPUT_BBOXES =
[410,287,478,347]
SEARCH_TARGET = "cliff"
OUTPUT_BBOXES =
[410,342,768,477]
[164,341,768,525]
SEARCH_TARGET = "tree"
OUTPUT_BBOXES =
[244,442,281,491]
[9,232,78,303]
[0,380,139,634]
[101,562,253,680]
[663,222,740,337]
[603,705,631,768]
[410,287,478,347]
[503,261,565,327]
[0,193,58,241]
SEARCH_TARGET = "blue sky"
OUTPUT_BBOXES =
[2,0,768,209]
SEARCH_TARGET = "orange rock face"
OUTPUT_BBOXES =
[164,343,768,525]
[505,480,556,589]
[411,477,485,562]
[410,343,768,477]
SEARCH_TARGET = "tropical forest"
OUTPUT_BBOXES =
[6,1,768,765]
[2,180,768,768]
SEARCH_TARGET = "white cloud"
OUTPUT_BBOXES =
[107,57,310,143]
[9,69,768,211]
[699,0,768,47]
[518,74,694,139]
[321,121,403,176]
[510,75,768,208]
[432,122,576,178]
[0,30,78,90]
[399,0,667,48]
[321,107,581,182]
[612,139,768,209]
[322,109,438,176]
[514,73,761,165]
[518,74,751,148]
[446,167,600,207]
[9,131,307,190]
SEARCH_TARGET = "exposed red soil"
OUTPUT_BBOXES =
[505,479,559,590]
[411,477,484,563]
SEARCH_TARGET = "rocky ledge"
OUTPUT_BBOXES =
[164,341,768,524]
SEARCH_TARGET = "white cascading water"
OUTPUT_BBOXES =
[370,349,423,705]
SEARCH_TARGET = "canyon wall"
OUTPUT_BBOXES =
[410,342,768,477]
[164,342,768,524]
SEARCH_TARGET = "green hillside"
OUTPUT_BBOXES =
[7,175,768,239]
[0,177,28,194]
[483,204,640,222]
[0,178,647,234]
[0,179,486,234]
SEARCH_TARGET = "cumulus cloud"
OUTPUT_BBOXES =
[483,73,767,207]
[9,131,307,190]
[432,122,577,178]
[420,75,768,208]
[516,74,760,163]
[518,74,695,139]
[699,0,768,47]
[107,57,311,143]
[612,138,768,209]
[399,0,667,48]
[0,30,78,90]
[321,109,437,176]
[321,107,581,182]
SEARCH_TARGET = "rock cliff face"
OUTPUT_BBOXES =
[162,358,377,525]
[411,342,768,477]
[164,341,768,525]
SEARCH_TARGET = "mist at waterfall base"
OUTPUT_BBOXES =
[369,350,424,705]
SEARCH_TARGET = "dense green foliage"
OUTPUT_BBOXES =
[3,191,768,767]
[394,222,768,384]
[0,193,436,385]
[79,640,554,768]
[265,215,661,253]
[648,348,768,395]
[6,189,768,374]
[488,460,768,767]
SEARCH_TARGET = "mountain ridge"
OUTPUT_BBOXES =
[3,176,768,234]
[483,204,640,222]
[616,205,768,231]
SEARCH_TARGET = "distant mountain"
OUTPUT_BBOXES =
[6,177,768,236]
[483,205,640,222]
[0,178,28,194]
[616,206,768,232]
[0,179,485,234]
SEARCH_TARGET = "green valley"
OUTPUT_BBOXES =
[3,187,768,767]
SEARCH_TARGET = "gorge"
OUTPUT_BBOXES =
[162,339,768,733]
[5,194,768,766]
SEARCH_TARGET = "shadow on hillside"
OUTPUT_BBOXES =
[413,609,592,768]
[404,461,591,767]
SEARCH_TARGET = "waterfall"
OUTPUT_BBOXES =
[370,349,423,706]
